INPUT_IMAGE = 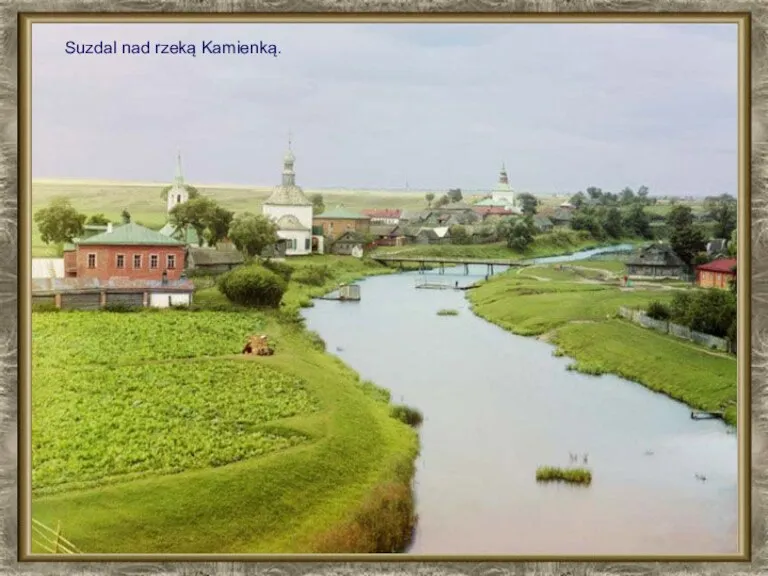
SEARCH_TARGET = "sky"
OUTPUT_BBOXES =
[31,22,739,196]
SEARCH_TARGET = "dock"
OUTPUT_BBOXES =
[317,283,361,301]
[414,279,478,291]
[690,410,724,421]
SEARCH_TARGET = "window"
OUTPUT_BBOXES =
[116,254,125,269]
[176,194,181,203]
[167,254,176,269]
[305,238,310,250]
[150,254,159,269]
[290,239,297,250]
[87,253,96,269]
[133,254,142,268]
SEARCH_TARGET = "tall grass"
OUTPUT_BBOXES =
[536,466,592,485]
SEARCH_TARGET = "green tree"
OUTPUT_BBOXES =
[569,191,586,208]
[637,185,650,205]
[205,206,235,247]
[599,207,624,239]
[425,193,435,207]
[169,197,217,246]
[228,212,279,258]
[217,265,287,308]
[310,193,325,216]
[87,213,110,225]
[728,228,737,257]
[666,205,707,268]
[705,193,737,239]
[503,216,536,251]
[447,188,463,203]
[571,210,604,240]
[434,194,450,208]
[121,209,131,224]
[34,198,86,245]
[620,187,635,205]
[449,224,470,245]
[517,192,539,216]
[622,204,653,239]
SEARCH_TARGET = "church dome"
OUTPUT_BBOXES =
[264,139,312,206]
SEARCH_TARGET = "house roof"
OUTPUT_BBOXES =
[626,244,686,267]
[275,214,310,231]
[32,277,195,293]
[369,224,399,237]
[697,258,737,273]
[188,247,244,266]
[158,222,201,245]
[551,208,574,221]
[707,238,728,253]
[440,202,474,211]
[474,206,516,216]
[78,223,185,247]
[534,216,553,226]
[333,230,367,244]
[362,208,402,219]
[315,206,370,220]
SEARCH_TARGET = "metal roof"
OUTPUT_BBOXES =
[78,223,185,247]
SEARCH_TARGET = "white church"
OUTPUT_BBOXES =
[158,153,204,247]
[261,140,316,257]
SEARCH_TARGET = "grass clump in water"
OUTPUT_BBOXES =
[536,466,592,485]
[390,404,424,428]
[436,309,459,316]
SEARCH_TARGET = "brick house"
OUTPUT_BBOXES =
[696,258,737,290]
[63,222,186,282]
[313,206,371,241]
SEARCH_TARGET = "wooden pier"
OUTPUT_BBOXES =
[690,410,724,421]
[414,279,478,291]
[373,254,530,276]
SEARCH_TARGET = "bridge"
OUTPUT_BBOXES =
[371,254,531,275]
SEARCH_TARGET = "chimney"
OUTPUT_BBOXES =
[107,222,113,234]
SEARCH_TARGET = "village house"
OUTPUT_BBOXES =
[473,206,517,221]
[368,224,406,247]
[186,247,244,275]
[533,215,554,233]
[361,208,402,225]
[331,231,367,257]
[625,243,687,280]
[706,238,730,258]
[313,206,371,241]
[696,258,737,290]
[62,222,187,282]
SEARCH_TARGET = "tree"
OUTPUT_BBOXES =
[622,204,653,239]
[34,198,86,245]
[569,191,586,208]
[217,265,287,309]
[434,194,450,208]
[600,207,624,239]
[620,187,635,205]
[517,192,539,216]
[87,213,110,225]
[666,205,706,267]
[121,209,131,224]
[728,228,737,257]
[586,187,603,201]
[205,206,235,247]
[425,193,435,207]
[637,186,650,204]
[310,193,325,216]
[571,210,604,240]
[228,212,279,258]
[447,188,463,203]
[503,216,535,251]
[449,224,470,245]
[160,184,200,202]
[705,193,737,239]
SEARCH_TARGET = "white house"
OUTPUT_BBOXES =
[262,140,313,256]
[490,163,517,207]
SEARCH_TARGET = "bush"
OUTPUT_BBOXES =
[668,289,736,338]
[103,303,141,313]
[217,264,287,308]
[646,301,671,321]
[536,466,592,485]
[292,265,331,286]
[390,404,423,428]
[32,303,59,313]
[436,309,459,316]
[262,259,294,282]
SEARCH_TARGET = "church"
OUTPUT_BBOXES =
[474,164,522,215]
[261,139,315,257]
[158,153,204,247]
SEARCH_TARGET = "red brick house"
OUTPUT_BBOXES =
[696,258,737,290]
[63,222,186,282]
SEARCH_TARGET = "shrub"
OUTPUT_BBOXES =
[262,259,294,282]
[668,289,736,338]
[32,303,59,313]
[390,404,423,427]
[102,303,141,313]
[535,466,592,485]
[646,300,671,321]
[436,309,459,316]
[359,380,391,404]
[217,264,287,308]
[292,265,331,286]
[305,330,326,351]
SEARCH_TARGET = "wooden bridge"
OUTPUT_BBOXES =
[371,255,531,275]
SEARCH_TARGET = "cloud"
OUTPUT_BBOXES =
[31,21,738,196]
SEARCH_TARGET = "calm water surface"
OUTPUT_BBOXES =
[301,249,738,555]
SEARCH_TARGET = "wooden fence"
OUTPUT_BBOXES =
[31,519,81,554]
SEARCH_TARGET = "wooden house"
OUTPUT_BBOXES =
[696,258,737,290]
[625,243,687,280]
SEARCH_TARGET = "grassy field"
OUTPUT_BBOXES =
[32,303,420,553]
[468,269,737,426]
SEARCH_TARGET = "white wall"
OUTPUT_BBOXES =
[32,258,64,279]
[149,292,192,308]
[167,187,189,214]
[263,204,313,230]
[277,230,312,256]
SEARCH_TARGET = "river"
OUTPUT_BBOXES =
[301,246,738,555]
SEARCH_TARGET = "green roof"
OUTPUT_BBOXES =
[78,223,184,246]
[159,222,201,245]
[315,206,370,220]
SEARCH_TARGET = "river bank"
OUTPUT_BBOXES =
[467,263,738,426]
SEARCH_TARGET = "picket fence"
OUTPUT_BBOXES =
[617,306,734,353]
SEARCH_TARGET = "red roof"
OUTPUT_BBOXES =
[473,206,515,216]
[362,209,402,218]
[696,258,737,273]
